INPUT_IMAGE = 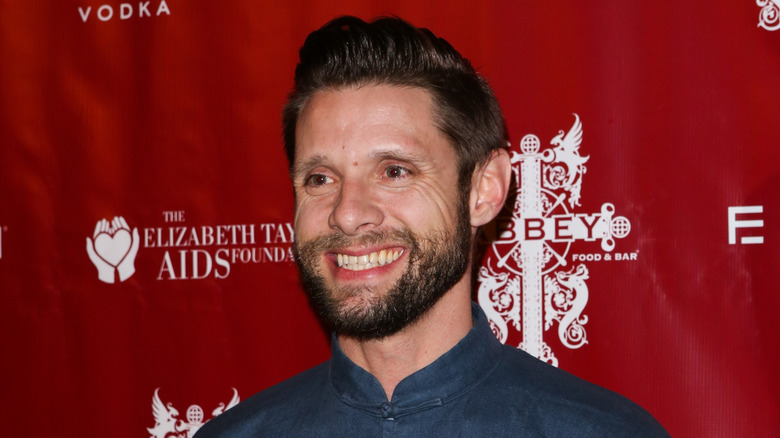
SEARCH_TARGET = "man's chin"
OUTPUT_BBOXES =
[314,285,412,340]
[331,289,385,316]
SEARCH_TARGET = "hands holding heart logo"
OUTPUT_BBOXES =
[86,216,140,283]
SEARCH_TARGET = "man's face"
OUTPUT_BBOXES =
[291,84,472,340]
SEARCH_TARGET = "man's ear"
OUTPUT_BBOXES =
[469,149,512,227]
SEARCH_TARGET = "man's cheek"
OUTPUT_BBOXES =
[293,206,319,241]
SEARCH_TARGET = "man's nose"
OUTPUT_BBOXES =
[328,179,383,236]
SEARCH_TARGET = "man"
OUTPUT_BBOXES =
[196,16,669,437]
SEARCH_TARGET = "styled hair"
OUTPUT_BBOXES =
[282,16,507,185]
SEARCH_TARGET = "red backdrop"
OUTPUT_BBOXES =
[1,1,778,436]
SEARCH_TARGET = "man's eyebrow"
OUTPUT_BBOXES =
[292,149,427,179]
[369,149,426,164]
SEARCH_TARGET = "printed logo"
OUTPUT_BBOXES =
[478,114,634,366]
[148,388,239,438]
[147,210,294,280]
[86,216,140,283]
[757,0,780,30]
[86,211,294,283]
[78,1,171,23]
[728,205,764,244]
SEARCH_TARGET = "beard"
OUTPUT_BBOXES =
[293,201,472,340]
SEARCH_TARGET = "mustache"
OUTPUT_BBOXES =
[296,228,418,252]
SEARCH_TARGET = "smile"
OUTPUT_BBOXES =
[336,249,404,271]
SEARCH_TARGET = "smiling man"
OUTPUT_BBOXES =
[195,16,669,437]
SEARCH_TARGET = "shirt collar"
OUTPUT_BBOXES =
[328,302,503,418]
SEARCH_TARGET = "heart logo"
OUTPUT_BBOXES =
[94,229,132,267]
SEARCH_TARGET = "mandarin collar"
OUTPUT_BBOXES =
[328,303,503,419]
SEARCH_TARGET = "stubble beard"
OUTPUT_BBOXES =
[293,202,472,340]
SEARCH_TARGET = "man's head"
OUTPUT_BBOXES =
[283,16,507,187]
[286,17,510,340]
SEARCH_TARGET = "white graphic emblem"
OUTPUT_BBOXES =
[86,216,139,283]
[757,0,780,30]
[148,388,240,438]
[478,114,631,366]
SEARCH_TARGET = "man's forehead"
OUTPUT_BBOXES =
[292,85,452,166]
[298,84,434,127]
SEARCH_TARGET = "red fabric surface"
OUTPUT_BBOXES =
[1,1,777,436]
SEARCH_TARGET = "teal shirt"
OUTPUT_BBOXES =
[195,303,669,437]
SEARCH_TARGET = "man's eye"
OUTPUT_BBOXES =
[306,174,332,186]
[384,165,409,179]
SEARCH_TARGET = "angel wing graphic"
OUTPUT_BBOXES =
[545,113,590,207]
[148,388,181,438]
[549,113,588,188]
[212,388,240,417]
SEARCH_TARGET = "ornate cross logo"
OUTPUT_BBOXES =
[478,114,631,366]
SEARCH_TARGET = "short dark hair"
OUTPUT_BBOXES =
[282,16,507,185]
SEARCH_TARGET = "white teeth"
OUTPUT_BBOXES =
[337,249,403,271]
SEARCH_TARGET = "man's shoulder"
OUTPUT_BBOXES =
[481,344,669,436]
[194,361,330,437]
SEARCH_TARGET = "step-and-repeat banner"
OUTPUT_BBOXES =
[1,1,777,436]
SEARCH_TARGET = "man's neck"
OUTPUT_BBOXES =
[336,279,474,401]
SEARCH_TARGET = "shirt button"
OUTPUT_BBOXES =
[380,402,393,419]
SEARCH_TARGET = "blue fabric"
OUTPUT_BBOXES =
[195,303,669,437]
